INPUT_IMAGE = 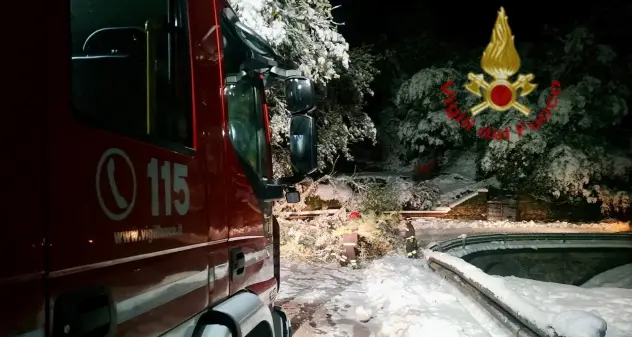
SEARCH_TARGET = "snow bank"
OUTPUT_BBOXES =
[414,218,630,232]
[424,250,549,332]
[582,263,632,289]
[503,276,632,337]
[424,250,632,337]
[548,311,607,337]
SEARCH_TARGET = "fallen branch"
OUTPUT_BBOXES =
[273,156,340,214]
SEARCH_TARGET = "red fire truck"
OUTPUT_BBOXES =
[5,0,317,336]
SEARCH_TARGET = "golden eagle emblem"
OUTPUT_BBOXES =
[465,7,537,116]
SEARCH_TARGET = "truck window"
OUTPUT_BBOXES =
[221,20,270,179]
[225,79,267,177]
[70,0,193,150]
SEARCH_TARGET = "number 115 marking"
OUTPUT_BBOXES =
[147,158,190,216]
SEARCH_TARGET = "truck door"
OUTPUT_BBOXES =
[224,74,276,296]
[47,0,215,335]
[218,10,277,297]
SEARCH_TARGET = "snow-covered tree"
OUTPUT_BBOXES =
[394,68,476,158]
[372,34,480,170]
[230,0,378,175]
[385,27,631,214]
[480,28,631,214]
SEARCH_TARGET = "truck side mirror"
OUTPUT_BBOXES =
[285,76,315,114]
[263,77,318,203]
[289,114,317,175]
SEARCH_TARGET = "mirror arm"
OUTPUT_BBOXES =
[243,52,277,70]
[225,71,247,84]
[270,66,302,80]
[262,184,284,202]
[264,174,309,187]
[258,66,301,88]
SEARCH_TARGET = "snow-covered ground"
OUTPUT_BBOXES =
[278,255,632,337]
[504,276,632,336]
[278,256,510,337]
[276,216,630,336]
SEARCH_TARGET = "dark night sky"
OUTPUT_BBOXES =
[330,0,632,51]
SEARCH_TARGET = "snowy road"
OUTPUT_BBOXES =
[278,255,632,337]
[276,220,631,336]
[278,256,510,337]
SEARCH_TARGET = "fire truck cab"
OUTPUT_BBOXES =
[5,0,317,336]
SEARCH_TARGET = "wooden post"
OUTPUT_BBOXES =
[404,218,419,258]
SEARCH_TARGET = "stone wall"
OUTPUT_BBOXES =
[516,194,603,221]
[516,194,551,221]
[487,200,517,221]
[444,192,488,220]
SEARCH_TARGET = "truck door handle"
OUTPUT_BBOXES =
[230,248,246,279]
[52,285,117,337]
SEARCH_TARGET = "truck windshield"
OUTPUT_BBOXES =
[221,15,270,180]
